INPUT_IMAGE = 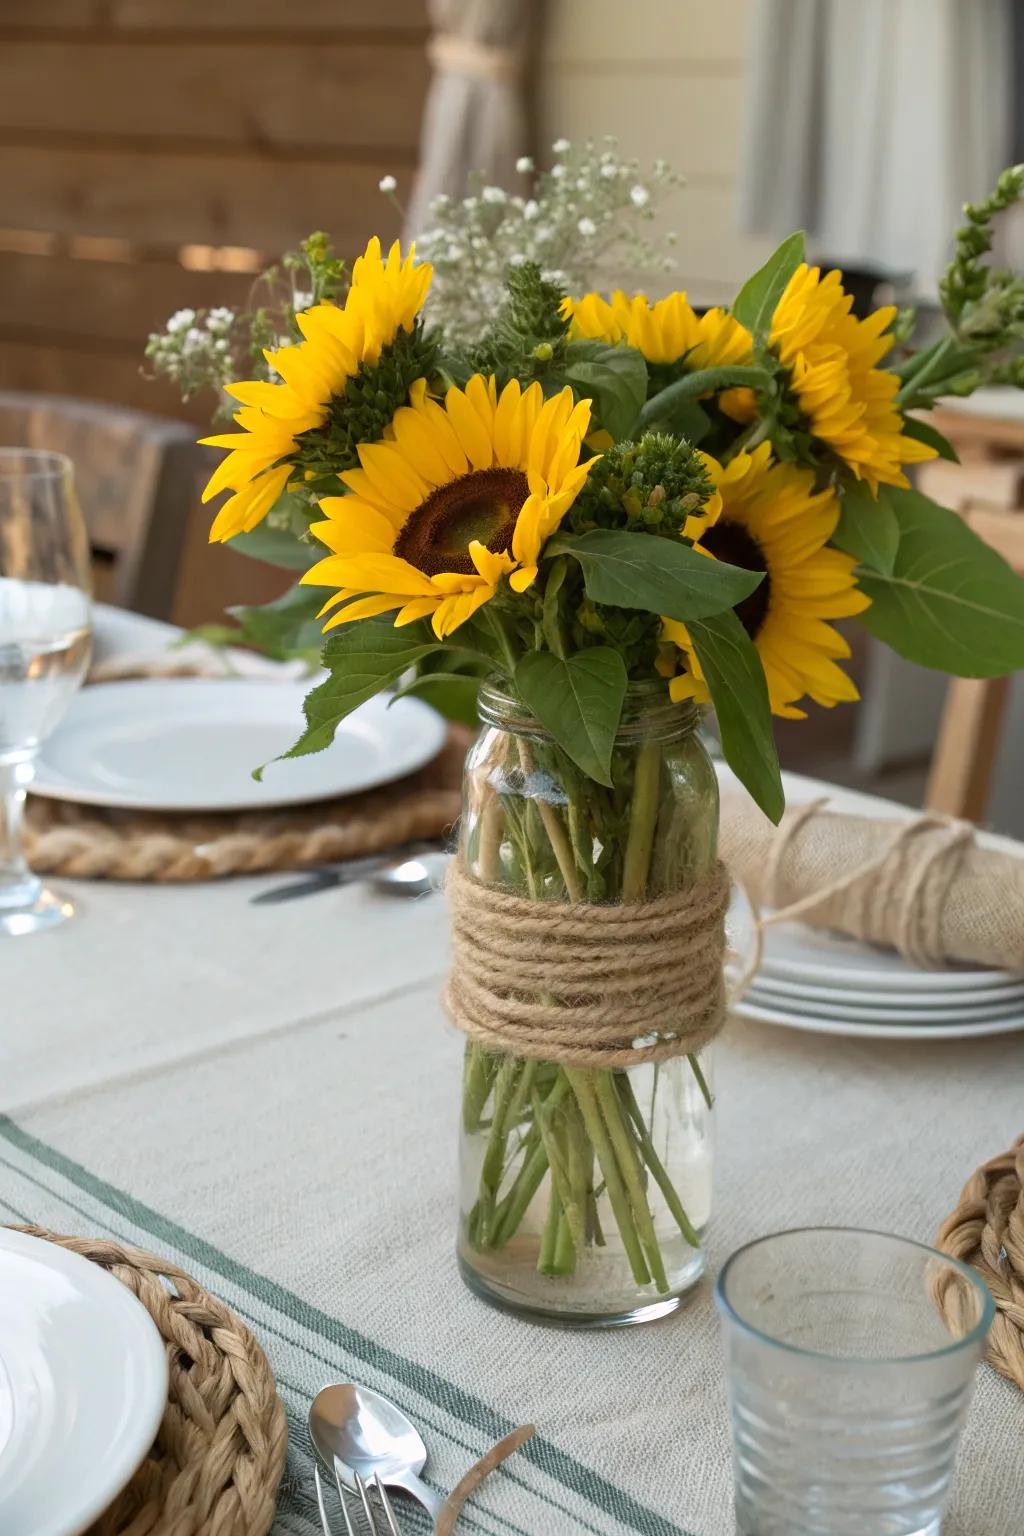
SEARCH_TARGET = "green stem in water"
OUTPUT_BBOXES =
[566,1067,651,1287]
[687,1051,714,1110]
[617,1073,701,1249]
[621,740,663,901]
[594,1071,669,1293]
[532,1085,586,1252]
[476,1057,528,1243]
[462,1044,497,1133]
[490,1074,570,1247]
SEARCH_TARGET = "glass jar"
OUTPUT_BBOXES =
[455,678,720,1326]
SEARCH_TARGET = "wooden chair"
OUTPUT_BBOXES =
[0,391,211,620]
[920,410,1024,820]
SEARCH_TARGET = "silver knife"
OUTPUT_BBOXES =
[251,841,443,906]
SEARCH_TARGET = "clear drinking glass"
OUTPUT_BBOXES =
[716,1227,994,1536]
[0,450,92,935]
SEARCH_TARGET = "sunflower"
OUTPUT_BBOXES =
[765,263,935,492]
[663,443,869,719]
[301,375,597,639]
[200,238,432,541]
[562,289,753,371]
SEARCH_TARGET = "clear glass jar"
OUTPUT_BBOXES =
[456,678,720,1326]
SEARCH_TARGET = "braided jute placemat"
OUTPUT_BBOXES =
[23,660,467,880]
[934,1134,1024,1391]
[8,1225,288,1535]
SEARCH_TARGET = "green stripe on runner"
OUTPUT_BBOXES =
[0,1153,520,1536]
[0,1115,694,1536]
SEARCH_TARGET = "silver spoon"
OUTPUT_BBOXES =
[309,1382,444,1520]
[369,851,448,899]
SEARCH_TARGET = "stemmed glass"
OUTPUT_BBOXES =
[0,450,92,935]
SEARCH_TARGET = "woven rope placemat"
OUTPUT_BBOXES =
[8,1225,288,1536]
[934,1134,1024,1391]
[24,660,466,880]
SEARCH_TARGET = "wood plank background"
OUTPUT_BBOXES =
[0,0,429,424]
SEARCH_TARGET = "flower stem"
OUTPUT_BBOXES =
[687,1052,714,1110]
[621,740,662,901]
[566,1067,651,1287]
[594,1071,669,1292]
[490,1074,569,1247]
[617,1073,701,1248]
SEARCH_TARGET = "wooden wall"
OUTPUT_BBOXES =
[539,0,773,306]
[0,0,430,424]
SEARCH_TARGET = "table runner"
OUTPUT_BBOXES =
[4,605,1023,1534]
[4,872,1024,1536]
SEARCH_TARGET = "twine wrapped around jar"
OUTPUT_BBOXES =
[444,859,731,1068]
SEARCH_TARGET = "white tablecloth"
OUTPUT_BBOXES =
[3,608,1022,1536]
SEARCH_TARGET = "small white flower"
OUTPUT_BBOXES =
[481,185,507,204]
[523,199,540,220]
[462,196,479,211]
[630,184,650,207]
[508,252,528,267]
[551,164,566,180]
[205,306,235,332]
[183,327,205,352]
[214,337,230,353]
[541,268,569,288]
[445,244,464,261]
[552,137,571,154]
[516,155,534,174]
[577,217,597,237]
[167,307,196,333]
[378,175,397,194]
[431,192,450,208]
[665,230,679,246]
[600,162,619,179]
[534,225,552,243]
[292,289,313,312]
[471,236,489,250]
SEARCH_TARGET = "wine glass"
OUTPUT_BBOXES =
[0,449,92,935]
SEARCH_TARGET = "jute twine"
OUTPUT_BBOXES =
[443,860,731,1068]
[8,1225,288,1536]
[934,1136,1024,1392]
[23,659,464,881]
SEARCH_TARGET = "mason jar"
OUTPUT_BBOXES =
[454,678,721,1326]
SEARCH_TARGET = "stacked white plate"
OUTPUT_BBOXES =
[719,767,1024,1042]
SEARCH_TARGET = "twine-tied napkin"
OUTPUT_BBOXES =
[720,792,1024,972]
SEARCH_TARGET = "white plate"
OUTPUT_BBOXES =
[0,1228,168,1536]
[32,679,447,812]
[745,984,1024,1026]
[734,996,1024,1042]
[749,969,1024,1010]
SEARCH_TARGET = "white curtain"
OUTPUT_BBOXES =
[738,0,1014,293]
[404,0,539,240]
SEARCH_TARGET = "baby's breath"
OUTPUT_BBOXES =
[411,136,683,345]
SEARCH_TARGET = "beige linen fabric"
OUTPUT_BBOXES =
[3,875,1023,1535]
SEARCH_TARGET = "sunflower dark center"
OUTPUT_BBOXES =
[395,467,530,576]
[700,520,771,638]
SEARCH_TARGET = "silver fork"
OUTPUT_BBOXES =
[315,1462,401,1536]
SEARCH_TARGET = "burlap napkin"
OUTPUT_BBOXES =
[720,791,1024,973]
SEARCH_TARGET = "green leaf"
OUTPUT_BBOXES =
[686,610,784,824]
[832,481,900,576]
[227,582,326,660]
[901,415,960,462]
[731,231,806,337]
[564,342,648,441]
[638,366,774,431]
[548,528,764,622]
[858,487,1024,677]
[391,672,480,726]
[226,524,319,571]
[515,647,627,786]
[273,615,441,767]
